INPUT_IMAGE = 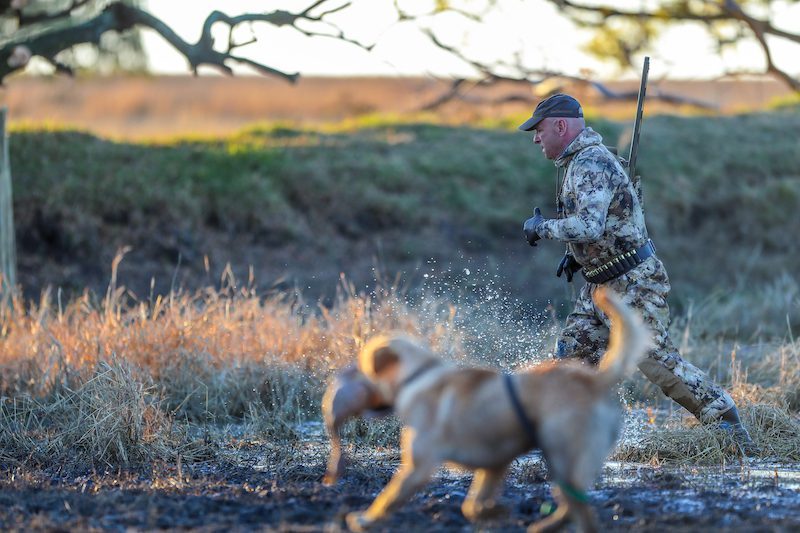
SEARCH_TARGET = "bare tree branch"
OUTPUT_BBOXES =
[2,0,791,103]
[16,0,91,26]
[721,0,800,91]
[555,0,728,24]
[418,29,717,111]
[198,4,373,58]
[0,0,372,84]
[544,0,799,91]
[392,0,495,23]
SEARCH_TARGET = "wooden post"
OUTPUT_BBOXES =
[0,107,17,299]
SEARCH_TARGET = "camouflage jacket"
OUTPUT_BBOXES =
[536,127,649,269]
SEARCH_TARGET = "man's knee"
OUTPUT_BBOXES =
[638,357,703,416]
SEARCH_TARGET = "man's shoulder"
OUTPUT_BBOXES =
[571,144,626,176]
[572,143,616,163]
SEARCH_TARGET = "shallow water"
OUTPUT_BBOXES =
[1,412,797,531]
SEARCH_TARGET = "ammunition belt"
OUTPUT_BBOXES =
[583,240,655,284]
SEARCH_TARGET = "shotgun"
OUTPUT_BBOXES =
[627,56,650,197]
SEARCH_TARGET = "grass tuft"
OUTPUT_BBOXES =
[0,361,194,470]
[614,402,800,464]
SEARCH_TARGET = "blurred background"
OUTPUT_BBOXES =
[1,0,799,339]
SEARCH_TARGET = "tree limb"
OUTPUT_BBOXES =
[0,0,372,83]
[418,29,717,111]
[721,0,800,91]
[545,0,799,91]
[16,0,91,26]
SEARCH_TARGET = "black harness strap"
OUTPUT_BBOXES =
[503,373,538,447]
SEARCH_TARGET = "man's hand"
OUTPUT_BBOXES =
[523,207,545,246]
[556,253,582,282]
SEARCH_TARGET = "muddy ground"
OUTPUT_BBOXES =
[1,424,799,533]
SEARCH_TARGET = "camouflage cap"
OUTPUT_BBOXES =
[518,93,584,131]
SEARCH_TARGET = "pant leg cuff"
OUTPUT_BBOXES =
[698,392,735,423]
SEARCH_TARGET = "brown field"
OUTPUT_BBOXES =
[1,74,793,139]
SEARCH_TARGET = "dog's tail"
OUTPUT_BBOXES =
[594,287,652,388]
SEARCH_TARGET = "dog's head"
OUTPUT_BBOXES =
[358,333,438,405]
[323,364,390,425]
[321,334,437,485]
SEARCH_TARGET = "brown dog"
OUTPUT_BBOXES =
[322,288,650,532]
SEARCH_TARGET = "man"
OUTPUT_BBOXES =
[518,93,754,451]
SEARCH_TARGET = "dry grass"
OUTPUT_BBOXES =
[614,403,800,464]
[616,327,800,464]
[666,293,800,411]
[0,250,474,472]
[0,361,197,470]
[1,251,798,472]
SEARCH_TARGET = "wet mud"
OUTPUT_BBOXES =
[1,437,798,532]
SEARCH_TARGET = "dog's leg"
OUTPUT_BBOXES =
[346,428,438,532]
[527,483,599,533]
[461,464,509,522]
[556,484,598,533]
[526,486,571,533]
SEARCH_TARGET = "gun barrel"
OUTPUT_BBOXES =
[627,56,650,180]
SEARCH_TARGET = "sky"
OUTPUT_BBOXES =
[141,0,800,82]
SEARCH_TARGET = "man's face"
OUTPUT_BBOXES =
[532,118,564,160]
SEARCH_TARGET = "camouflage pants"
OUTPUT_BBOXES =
[555,256,734,422]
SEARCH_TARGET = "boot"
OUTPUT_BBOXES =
[719,405,759,456]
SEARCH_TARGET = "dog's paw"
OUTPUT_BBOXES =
[479,502,510,520]
[345,511,372,532]
[462,501,509,522]
[526,509,569,533]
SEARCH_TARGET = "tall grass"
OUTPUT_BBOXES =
[1,259,798,473]
[0,250,500,471]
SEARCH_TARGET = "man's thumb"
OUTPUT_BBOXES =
[534,207,542,216]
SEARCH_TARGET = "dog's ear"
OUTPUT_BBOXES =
[371,345,400,377]
[360,336,401,380]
